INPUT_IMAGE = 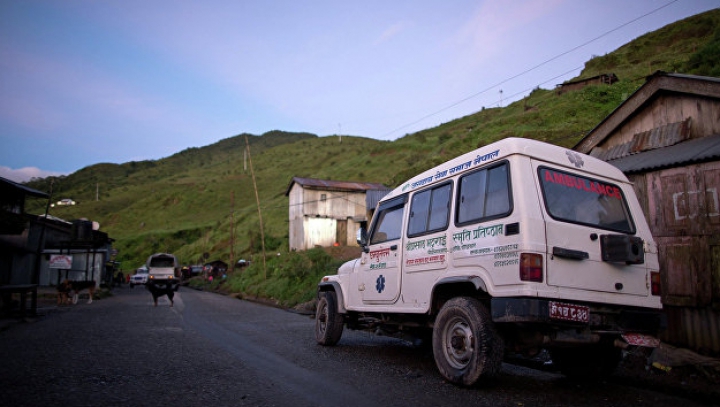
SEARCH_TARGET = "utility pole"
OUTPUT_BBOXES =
[230,191,235,271]
[244,136,267,279]
[33,179,54,314]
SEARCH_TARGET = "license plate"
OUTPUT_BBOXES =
[622,333,660,347]
[549,301,589,323]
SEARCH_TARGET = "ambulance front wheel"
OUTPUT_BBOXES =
[315,291,344,346]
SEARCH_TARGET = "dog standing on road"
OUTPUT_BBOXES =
[57,279,96,305]
[146,282,175,307]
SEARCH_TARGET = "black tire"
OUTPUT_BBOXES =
[315,291,344,346]
[550,343,621,379]
[432,297,503,386]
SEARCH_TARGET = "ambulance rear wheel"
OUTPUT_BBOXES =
[432,297,503,387]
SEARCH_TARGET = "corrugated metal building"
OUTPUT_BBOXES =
[285,177,390,251]
[575,71,720,355]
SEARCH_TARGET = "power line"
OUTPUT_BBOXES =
[380,0,679,139]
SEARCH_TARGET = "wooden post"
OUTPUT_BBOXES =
[244,136,267,279]
[230,191,235,272]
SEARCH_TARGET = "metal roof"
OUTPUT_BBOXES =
[590,118,692,162]
[607,134,720,173]
[574,71,720,154]
[0,176,49,198]
[285,177,389,196]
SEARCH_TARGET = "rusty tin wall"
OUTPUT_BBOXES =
[640,160,720,355]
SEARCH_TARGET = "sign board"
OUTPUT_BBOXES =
[49,254,73,269]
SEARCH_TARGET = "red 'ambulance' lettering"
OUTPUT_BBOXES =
[544,170,621,199]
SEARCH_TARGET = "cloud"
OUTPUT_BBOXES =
[0,166,64,183]
[455,0,564,58]
[374,21,411,45]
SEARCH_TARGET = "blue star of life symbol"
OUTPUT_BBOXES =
[376,275,386,293]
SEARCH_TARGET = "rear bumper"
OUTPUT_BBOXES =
[147,279,180,291]
[490,298,665,333]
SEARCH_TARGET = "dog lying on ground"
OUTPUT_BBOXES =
[57,279,96,305]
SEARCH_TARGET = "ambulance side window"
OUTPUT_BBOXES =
[408,183,452,237]
[457,162,511,225]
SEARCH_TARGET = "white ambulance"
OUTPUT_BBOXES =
[315,137,663,387]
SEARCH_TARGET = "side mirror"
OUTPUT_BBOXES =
[356,227,368,247]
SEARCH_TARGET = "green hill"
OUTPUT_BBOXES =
[25,9,720,282]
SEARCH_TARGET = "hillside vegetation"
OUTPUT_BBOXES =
[25,9,720,306]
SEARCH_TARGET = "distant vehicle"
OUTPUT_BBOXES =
[129,266,148,287]
[55,198,76,206]
[146,253,181,292]
[180,265,204,281]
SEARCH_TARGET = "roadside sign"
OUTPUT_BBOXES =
[49,254,73,269]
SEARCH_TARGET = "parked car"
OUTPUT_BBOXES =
[51,198,76,207]
[180,265,203,280]
[129,266,148,288]
[316,137,663,387]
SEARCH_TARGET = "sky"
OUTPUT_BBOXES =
[1,0,718,182]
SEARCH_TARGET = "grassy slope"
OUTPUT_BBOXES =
[24,9,720,303]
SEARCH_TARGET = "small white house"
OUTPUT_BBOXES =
[285,177,389,251]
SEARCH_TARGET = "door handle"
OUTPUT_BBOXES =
[390,245,398,251]
[552,246,588,260]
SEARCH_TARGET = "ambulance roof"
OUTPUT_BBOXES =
[382,137,629,201]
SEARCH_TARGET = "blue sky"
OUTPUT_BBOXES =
[1,0,717,182]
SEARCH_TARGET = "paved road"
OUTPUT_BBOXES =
[0,287,711,407]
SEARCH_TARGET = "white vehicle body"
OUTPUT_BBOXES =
[316,137,663,386]
[129,266,148,287]
[146,253,181,291]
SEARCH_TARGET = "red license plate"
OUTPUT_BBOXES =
[622,333,660,347]
[549,301,589,323]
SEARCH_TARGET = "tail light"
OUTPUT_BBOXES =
[520,253,543,282]
[650,271,662,296]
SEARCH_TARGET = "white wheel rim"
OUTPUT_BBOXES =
[443,317,474,369]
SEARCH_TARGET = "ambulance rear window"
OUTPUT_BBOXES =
[538,167,635,233]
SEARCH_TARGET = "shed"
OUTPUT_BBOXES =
[556,73,618,95]
[574,71,720,355]
[0,177,49,315]
[285,177,390,251]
